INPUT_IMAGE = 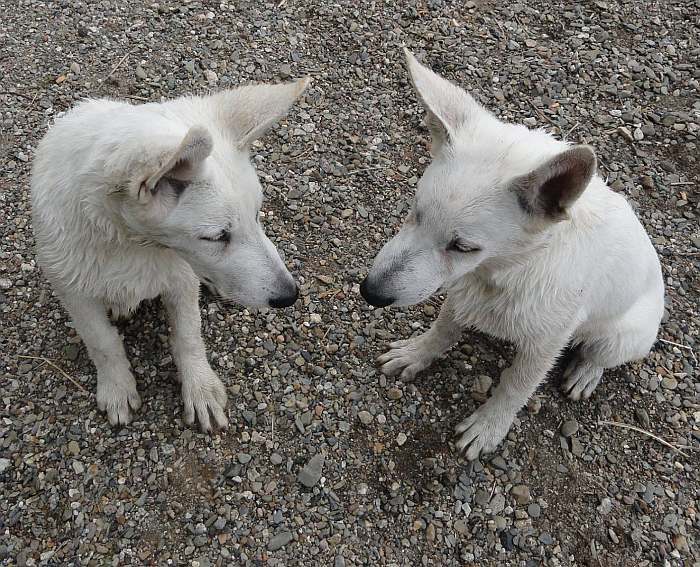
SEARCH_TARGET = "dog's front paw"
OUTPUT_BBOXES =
[377,337,436,381]
[97,372,142,426]
[181,368,228,433]
[455,399,516,460]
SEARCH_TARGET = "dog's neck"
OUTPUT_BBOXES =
[465,230,555,293]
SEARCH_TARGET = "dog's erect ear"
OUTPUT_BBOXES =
[403,48,481,157]
[511,145,597,222]
[139,125,213,201]
[213,78,311,150]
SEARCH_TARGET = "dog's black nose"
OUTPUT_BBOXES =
[268,284,298,308]
[360,277,395,307]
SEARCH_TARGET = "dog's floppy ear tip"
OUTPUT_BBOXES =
[142,126,212,193]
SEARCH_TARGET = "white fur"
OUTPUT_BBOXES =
[31,79,309,430]
[363,50,664,460]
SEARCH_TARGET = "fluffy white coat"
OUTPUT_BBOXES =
[361,50,664,460]
[32,79,309,430]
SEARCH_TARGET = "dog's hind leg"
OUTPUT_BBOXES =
[561,352,604,401]
[378,294,462,381]
[563,293,661,401]
[62,293,142,425]
[163,276,228,432]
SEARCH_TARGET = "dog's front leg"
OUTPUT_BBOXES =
[163,279,228,432]
[378,295,462,381]
[455,340,564,460]
[62,293,142,425]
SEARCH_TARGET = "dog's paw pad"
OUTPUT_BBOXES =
[97,376,141,426]
[455,403,514,461]
[181,373,229,433]
[562,359,603,401]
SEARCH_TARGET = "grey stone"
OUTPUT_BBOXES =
[511,485,531,505]
[268,531,293,551]
[358,411,373,425]
[561,419,579,437]
[297,453,325,488]
[527,503,541,518]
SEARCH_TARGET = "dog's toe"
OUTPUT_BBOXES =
[454,401,515,461]
[399,366,420,382]
[128,389,142,411]
[455,424,487,461]
[376,351,395,365]
[108,403,132,427]
[563,360,603,401]
[378,339,433,379]
[380,357,409,376]
[97,374,141,426]
[181,372,229,433]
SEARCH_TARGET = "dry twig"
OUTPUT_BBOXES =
[658,338,697,362]
[597,420,689,457]
[104,53,130,81]
[0,90,35,101]
[17,355,89,394]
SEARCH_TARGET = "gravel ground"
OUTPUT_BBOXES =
[1,0,699,565]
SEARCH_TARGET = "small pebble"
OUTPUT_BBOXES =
[561,419,579,438]
[511,485,531,505]
[67,440,80,456]
[661,376,678,390]
[297,453,324,488]
[387,387,403,400]
[268,531,293,551]
[358,411,373,425]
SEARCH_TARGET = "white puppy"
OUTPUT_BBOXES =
[31,78,309,431]
[361,50,664,460]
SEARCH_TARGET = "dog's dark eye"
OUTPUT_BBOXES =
[201,230,231,244]
[447,239,480,253]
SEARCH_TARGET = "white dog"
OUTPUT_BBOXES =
[361,50,664,460]
[31,78,309,431]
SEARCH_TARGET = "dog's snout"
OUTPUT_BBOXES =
[268,283,298,309]
[360,277,395,307]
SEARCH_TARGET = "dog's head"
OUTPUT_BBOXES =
[361,50,596,307]
[114,79,310,308]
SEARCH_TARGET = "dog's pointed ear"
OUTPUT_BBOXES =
[137,125,213,202]
[214,78,311,150]
[403,48,480,157]
[511,145,597,222]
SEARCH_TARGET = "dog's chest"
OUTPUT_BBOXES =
[450,273,576,345]
[79,243,194,315]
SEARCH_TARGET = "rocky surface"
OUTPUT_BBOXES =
[1,0,698,565]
